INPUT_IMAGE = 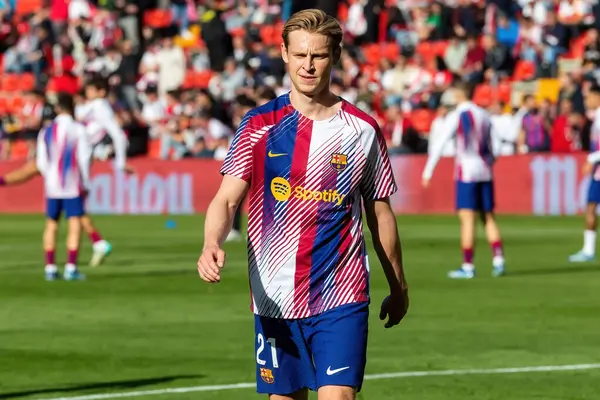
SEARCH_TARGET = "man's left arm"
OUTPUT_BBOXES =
[365,198,409,328]
[360,124,408,328]
[100,104,130,172]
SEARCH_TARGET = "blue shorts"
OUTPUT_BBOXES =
[46,197,85,221]
[254,302,369,395]
[588,179,600,204]
[456,181,495,212]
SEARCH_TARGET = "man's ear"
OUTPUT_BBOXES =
[281,42,289,63]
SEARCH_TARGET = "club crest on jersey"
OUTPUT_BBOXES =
[330,153,348,171]
[260,368,274,384]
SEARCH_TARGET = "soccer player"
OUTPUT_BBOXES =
[75,78,132,266]
[569,85,600,262]
[197,9,409,400]
[37,93,90,280]
[422,82,505,279]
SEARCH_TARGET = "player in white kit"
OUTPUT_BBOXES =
[422,82,506,279]
[0,79,131,267]
[38,94,91,280]
[569,86,600,262]
[75,78,132,266]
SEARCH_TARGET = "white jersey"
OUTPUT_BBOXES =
[36,114,92,199]
[423,101,494,183]
[587,108,600,180]
[75,98,128,170]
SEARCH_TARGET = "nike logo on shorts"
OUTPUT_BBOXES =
[326,366,350,375]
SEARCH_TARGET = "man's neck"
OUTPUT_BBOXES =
[289,88,341,121]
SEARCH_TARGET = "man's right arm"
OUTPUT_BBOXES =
[203,175,249,249]
[0,160,40,186]
[198,110,256,283]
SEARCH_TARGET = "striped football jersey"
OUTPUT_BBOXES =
[423,101,495,183]
[221,93,397,319]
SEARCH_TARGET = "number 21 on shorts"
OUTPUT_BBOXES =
[256,333,279,368]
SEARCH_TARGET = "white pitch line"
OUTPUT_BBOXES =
[39,363,600,400]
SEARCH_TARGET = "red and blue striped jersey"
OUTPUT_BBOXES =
[220,93,397,319]
[423,101,494,183]
[36,114,92,199]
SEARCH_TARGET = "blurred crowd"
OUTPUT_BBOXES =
[2,0,600,162]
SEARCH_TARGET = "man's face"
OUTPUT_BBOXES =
[281,30,337,97]
[585,93,599,110]
[85,86,98,100]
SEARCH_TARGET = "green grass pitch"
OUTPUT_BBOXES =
[1,214,599,400]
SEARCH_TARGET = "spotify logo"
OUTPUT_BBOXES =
[271,177,292,201]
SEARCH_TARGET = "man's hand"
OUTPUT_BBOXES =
[379,289,409,329]
[582,161,593,176]
[197,244,226,283]
[123,164,136,175]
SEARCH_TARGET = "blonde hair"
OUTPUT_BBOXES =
[282,9,343,52]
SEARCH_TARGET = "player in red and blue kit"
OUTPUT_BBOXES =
[196,9,409,400]
[422,82,506,279]
[569,86,600,262]
[0,93,91,280]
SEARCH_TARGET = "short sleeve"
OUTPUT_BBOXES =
[220,112,257,182]
[360,125,398,200]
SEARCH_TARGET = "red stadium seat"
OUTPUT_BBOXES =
[409,109,435,134]
[512,60,536,81]
[144,9,173,28]
[1,75,19,92]
[195,70,214,89]
[16,73,35,92]
[473,84,493,107]
[496,82,512,103]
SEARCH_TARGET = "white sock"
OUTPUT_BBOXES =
[65,263,77,273]
[583,230,596,255]
[45,264,58,273]
[461,263,475,272]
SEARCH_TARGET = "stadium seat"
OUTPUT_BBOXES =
[473,84,493,107]
[148,138,161,158]
[8,95,24,113]
[143,9,173,28]
[513,60,536,81]
[382,42,400,61]
[182,70,196,89]
[16,73,35,92]
[409,109,435,134]
[1,75,19,92]
[195,70,214,89]
[432,40,449,57]
[0,97,7,114]
[10,141,28,159]
[362,44,381,65]
[15,0,42,15]
[496,81,512,103]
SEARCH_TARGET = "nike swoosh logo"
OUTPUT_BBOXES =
[268,150,287,158]
[326,366,350,376]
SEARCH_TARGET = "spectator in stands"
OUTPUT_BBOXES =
[489,100,518,155]
[496,12,519,49]
[444,35,468,75]
[541,10,567,77]
[517,94,550,153]
[156,34,185,96]
[483,34,512,84]
[583,27,600,74]
[462,34,486,84]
